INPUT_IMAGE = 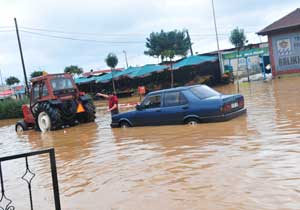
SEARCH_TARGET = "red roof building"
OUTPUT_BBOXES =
[257,9,300,77]
[82,68,124,77]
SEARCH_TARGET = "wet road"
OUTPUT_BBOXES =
[0,77,300,210]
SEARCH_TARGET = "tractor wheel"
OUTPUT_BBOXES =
[35,103,62,132]
[77,102,96,123]
[15,121,28,133]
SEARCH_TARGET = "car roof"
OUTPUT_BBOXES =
[147,84,203,96]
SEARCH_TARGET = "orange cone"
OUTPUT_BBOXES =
[77,103,85,113]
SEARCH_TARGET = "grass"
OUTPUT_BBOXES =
[0,98,29,120]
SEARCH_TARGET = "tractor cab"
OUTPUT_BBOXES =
[15,73,96,132]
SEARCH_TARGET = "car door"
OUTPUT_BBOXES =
[159,91,189,124]
[133,94,163,126]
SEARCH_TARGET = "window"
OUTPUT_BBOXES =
[142,95,161,109]
[190,85,220,99]
[41,82,49,96]
[164,91,188,107]
[51,78,73,91]
[32,84,40,102]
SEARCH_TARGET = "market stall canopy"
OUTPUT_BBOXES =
[95,66,139,83]
[75,77,96,84]
[172,55,217,70]
[127,64,168,78]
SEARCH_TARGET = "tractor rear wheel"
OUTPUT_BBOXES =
[34,103,62,132]
[77,102,96,123]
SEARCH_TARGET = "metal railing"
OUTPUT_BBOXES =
[0,148,61,210]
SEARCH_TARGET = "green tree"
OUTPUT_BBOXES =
[105,53,118,93]
[229,27,248,90]
[30,71,43,78]
[6,76,20,86]
[144,29,190,62]
[64,65,83,77]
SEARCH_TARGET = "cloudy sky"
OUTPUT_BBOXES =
[0,0,297,83]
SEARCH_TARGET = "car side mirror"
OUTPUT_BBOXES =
[136,104,142,110]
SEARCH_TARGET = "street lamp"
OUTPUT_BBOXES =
[211,0,223,74]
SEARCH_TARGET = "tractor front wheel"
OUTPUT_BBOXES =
[15,121,28,133]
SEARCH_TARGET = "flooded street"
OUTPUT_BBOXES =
[1,77,300,210]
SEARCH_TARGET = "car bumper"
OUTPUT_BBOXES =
[201,108,247,122]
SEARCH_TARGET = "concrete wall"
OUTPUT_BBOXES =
[269,29,300,77]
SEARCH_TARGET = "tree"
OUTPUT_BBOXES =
[30,71,43,78]
[144,29,190,62]
[229,27,248,89]
[105,53,118,93]
[162,50,175,87]
[6,76,20,86]
[64,65,83,77]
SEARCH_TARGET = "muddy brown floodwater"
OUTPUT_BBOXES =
[1,77,300,210]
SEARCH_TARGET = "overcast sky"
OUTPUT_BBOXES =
[0,0,297,83]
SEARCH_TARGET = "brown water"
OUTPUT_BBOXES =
[1,77,300,210]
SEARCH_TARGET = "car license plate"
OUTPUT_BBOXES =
[231,102,238,109]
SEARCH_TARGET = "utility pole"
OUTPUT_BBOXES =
[14,17,29,93]
[186,30,194,56]
[0,68,3,86]
[211,0,223,74]
[123,50,129,68]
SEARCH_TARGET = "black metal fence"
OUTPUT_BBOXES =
[0,148,61,210]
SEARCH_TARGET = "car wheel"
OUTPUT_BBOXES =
[119,121,130,128]
[15,121,28,133]
[185,118,200,125]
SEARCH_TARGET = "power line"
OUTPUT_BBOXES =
[19,30,144,44]
[20,26,148,37]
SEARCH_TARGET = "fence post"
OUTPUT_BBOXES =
[49,149,61,210]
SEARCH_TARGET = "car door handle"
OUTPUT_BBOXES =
[156,109,161,112]
[182,106,189,109]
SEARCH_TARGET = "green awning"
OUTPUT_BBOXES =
[172,55,217,70]
[95,67,140,83]
[128,64,168,78]
[75,77,96,84]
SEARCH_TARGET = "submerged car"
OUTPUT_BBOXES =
[111,85,246,128]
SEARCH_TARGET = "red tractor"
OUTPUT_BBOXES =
[15,73,96,132]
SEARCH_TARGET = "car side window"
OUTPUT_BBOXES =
[164,91,188,107]
[142,95,161,109]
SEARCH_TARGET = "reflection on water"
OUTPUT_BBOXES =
[0,78,300,210]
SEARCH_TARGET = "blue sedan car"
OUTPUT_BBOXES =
[111,85,246,128]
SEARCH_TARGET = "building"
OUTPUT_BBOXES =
[221,43,270,77]
[258,8,300,77]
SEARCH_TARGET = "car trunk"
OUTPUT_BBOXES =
[220,94,244,114]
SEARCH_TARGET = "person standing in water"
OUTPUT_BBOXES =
[96,92,119,115]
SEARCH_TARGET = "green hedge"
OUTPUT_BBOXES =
[0,98,29,120]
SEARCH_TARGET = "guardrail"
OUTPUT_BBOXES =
[0,148,61,210]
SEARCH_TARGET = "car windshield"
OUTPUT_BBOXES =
[190,85,220,99]
[51,78,73,91]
